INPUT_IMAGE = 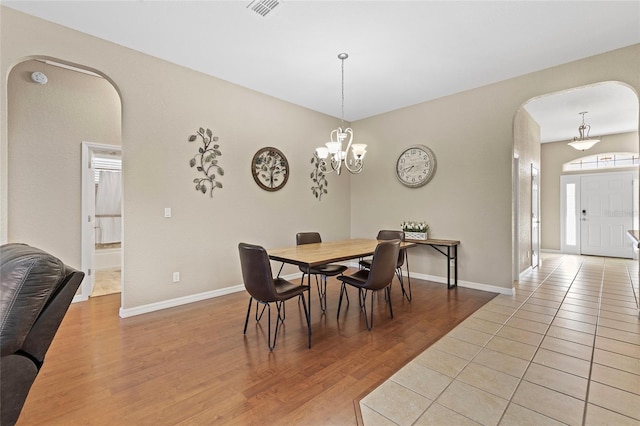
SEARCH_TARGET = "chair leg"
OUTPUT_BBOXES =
[358,288,366,309]
[243,297,253,334]
[337,283,346,320]
[298,292,311,349]
[361,290,373,331]
[298,272,307,306]
[386,286,394,319]
[267,302,276,351]
[255,299,267,322]
[316,274,327,313]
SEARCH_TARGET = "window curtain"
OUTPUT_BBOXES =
[95,170,122,244]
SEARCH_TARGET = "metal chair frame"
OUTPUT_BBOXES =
[337,240,400,331]
[296,232,349,313]
[243,293,308,351]
[359,230,412,302]
[239,242,311,351]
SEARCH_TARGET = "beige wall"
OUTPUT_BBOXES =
[1,7,350,310]
[352,46,640,290]
[541,131,639,250]
[7,60,121,265]
[2,7,640,310]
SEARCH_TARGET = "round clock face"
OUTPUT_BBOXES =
[251,147,289,191]
[395,144,437,188]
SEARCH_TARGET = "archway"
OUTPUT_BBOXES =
[513,81,640,279]
[7,57,123,307]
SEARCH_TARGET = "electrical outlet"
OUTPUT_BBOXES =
[172,272,180,283]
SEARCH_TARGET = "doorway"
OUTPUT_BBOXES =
[80,142,122,300]
[514,81,639,277]
[561,171,637,258]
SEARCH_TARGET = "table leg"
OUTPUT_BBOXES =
[307,271,312,348]
[446,246,452,289]
[404,251,412,301]
[454,245,458,288]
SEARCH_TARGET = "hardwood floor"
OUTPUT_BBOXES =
[17,271,497,425]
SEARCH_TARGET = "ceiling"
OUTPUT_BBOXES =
[4,1,640,141]
[525,82,639,143]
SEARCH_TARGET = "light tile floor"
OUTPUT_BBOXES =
[360,253,640,425]
[92,268,121,297]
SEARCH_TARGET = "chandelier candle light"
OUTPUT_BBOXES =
[315,53,367,174]
[568,111,600,151]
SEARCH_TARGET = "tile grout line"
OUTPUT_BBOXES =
[580,257,607,426]
[495,256,591,425]
[411,258,569,425]
[365,255,637,426]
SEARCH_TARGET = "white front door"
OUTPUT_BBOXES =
[580,172,634,258]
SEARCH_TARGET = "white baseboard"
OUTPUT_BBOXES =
[119,284,245,318]
[72,294,89,303]
[115,263,514,319]
[406,270,513,295]
[118,272,302,318]
[347,261,513,295]
[95,247,121,270]
[519,266,533,280]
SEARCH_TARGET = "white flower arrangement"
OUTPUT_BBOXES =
[401,221,430,240]
[401,221,430,233]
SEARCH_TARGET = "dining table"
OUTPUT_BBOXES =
[267,238,416,347]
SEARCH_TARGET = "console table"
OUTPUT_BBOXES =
[405,238,460,289]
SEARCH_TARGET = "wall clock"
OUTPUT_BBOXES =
[251,147,289,191]
[395,144,437,188]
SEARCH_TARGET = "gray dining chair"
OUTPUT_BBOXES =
[296,232,348,312]
[238,242,311,351]
[337,239,401,330]
[359,230,412,301]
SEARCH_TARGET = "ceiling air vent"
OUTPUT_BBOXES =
[246,0,282,17]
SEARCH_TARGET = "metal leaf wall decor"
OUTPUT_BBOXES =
[188,127,224,197]
[310,153,328,201]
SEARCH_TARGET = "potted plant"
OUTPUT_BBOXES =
[401,221,430,240]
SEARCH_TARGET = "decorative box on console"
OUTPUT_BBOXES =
[405,232,427,240]
[401,221,430,241]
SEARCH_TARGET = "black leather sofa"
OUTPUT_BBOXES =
[1,243,84,426]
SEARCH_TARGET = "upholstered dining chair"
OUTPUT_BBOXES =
[359,230,412,301]
[337,239,401,330]
[238,242,310,351]
[296,232,348,312]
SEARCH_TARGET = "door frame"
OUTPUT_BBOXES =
[77,141,122,302]
[531,165,540,268]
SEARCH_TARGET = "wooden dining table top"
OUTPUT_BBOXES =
[267,238,416,268]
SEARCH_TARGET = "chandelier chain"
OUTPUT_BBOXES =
[341,56,345,123]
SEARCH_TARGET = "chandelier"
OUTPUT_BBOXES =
[568,111,600,151]
[315,53,367,174]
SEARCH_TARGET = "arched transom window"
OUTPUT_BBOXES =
[563,152,639,172]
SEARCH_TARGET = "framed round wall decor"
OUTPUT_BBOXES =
[395,144,437,188]
[251,147,289,191]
